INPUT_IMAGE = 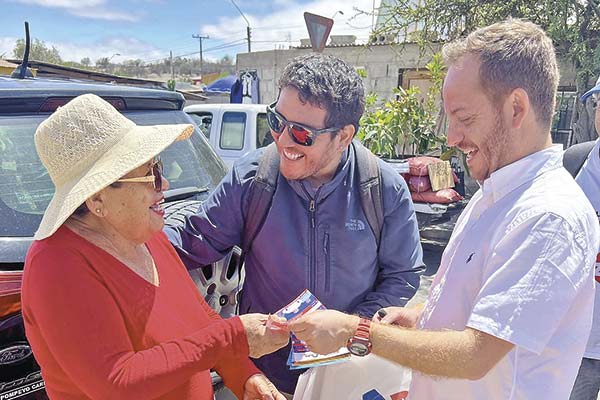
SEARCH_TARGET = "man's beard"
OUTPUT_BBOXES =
[479,113,511,181]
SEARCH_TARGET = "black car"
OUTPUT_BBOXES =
[0,75,243,399]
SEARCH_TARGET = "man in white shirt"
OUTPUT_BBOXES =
[570,75,600,400]
[290,19,600,399]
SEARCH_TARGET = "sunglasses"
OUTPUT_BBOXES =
[266,102,341,146]
[116,157,163,192]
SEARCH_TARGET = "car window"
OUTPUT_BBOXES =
[256,112,273,148]
[188,112,212,139]
[0,115,53,217]
[0,110,226,237]
[127,111,225,193]
[220,112,245,150]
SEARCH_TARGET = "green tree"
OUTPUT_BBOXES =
[80,57,91,67]
[95,57,110,72]
[373,0,600,143]
[359,53,446,158]
[12,38,62,64]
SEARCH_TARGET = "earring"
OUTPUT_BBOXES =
[95,209,101,214]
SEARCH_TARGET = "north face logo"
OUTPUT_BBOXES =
[345,219,366,231]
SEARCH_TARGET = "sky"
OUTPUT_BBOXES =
[0,0,382,65]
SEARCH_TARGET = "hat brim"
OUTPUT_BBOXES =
[34,123,193,240]
[581,83,600,102]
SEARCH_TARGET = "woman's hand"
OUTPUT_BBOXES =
[243,374,286,400]
[239,314,290,358]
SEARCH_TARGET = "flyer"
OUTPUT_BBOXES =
[267,289,351,369]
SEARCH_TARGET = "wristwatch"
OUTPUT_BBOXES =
[346,318,372,356]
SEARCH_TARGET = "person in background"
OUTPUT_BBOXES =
[290,19,600,399]
[570,75,600,400]
[22,94,288,400]
[166,53,424,395]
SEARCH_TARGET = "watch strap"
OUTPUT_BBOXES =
[354,318,371,341]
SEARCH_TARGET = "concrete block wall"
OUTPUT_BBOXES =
[236,43,439,104]
[236,43,577,104]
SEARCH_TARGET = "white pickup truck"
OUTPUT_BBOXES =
[184,103,272,169]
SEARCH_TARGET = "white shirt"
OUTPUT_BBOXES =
[409,145,599,400]
[575,138,600,360]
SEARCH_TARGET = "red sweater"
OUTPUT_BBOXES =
[22,226,260,400]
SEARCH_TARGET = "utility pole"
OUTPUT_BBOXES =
[192,34,209,74]
[246,26,252,53]
[170,50,174,81]
[230,0,251,52]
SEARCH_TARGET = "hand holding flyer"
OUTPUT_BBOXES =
[266,314,289,331]
[268,289,350,369]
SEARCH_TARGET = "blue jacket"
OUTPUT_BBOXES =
[165,143,424,392]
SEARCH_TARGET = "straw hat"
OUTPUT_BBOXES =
[34,93,193,240]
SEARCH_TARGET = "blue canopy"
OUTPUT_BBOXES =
[205,75,236,93]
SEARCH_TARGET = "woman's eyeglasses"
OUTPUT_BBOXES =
[266,102,341,146]
[117,157,163,192]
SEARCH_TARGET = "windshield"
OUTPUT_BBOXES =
[0,110,226,237]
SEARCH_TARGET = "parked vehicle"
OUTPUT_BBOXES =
[184,103,272,169]
[0,71,242,398]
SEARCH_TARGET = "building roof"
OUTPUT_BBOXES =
[0,59,17,68]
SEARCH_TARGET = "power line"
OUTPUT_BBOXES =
[133,38,246,64]
[230,0,251,52]
[212,29,248,36]
[201,39,247,52]
[108,33,245,62]
[203,42,247,53]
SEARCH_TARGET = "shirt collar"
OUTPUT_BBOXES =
[481,145,564,203]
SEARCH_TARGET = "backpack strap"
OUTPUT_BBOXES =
[563,141,596,178]
[242,140,384,252]
[242,143,279,255]
[353,140,384,247]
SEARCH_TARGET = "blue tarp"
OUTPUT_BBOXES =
[205,75,236,93]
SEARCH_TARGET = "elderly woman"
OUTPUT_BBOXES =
[21,94,288,400]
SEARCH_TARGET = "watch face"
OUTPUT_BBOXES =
[348,342,370,356]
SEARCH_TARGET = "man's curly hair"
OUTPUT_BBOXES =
[278,53,365,135]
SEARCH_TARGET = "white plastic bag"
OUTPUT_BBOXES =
[293,354,411,400]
